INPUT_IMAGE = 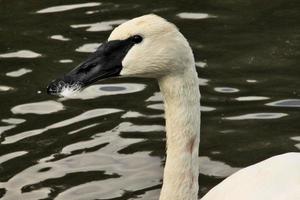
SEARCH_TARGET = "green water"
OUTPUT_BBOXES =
[0,0,300,199]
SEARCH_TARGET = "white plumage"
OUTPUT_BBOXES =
[202,153,300,200]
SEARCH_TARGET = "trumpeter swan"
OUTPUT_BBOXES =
[47,14,300,200]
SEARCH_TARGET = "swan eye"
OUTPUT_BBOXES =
[132,35,143,44]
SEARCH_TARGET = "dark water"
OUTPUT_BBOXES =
[0,0,300,199]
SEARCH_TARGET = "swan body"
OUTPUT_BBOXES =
[202,153,300,200]
[47,14,300,200]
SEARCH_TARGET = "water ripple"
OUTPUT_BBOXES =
[11,100,64,115]
[63,122,164,155]
[75,43,101,53]
[195,61,207,68]
[199,78,209,86]
[59,59,73,63]
[225,113,288,120]
[54,152,162,200]
[290,136,300,142]
[0,151,28,164]
[130,189,160,200]
[36,2,101,14]
[68,123,100,135]
[146,92,162,102]
[0,125,16,136]
[201,106,216,112]
[85,10,100,15]
[214,87,239,93]
[50,35,70,41]
[6,68,32,77]
[147,103,164,111]
[3,109,122,144]
[235,96,269,101]
[71,20,127,32]
[291,137,300,150]
[266,99,300,107]
[1,118,25,125]
[1,148,161,200]
[121,111,163,119]
[0,50,41,58]
[0,86,13,92]
[177,12,217,19]
[246,79,257,83]
[199,157,240,178]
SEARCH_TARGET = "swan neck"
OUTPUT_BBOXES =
[158,68,201,200]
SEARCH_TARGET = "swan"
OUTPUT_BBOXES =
[47,14,300,200]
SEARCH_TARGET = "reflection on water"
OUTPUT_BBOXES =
[86,10,100,15]
[11,100,64,114]
[53,153,162,200]
[59,59,73,63]
[0,151,28,164]
[71,20,126,32]
[246,80,257,83]
[68,123,100,135]
[0,125,16,135]
[3,108,122,144]
[177,12,216,19]
[1,118,26,125]
[235,96,269,101]
[146,92,162,102]
[6,68,32,77]
[0,86,13,91]
[75,43,102,53]
[225,113,288,120]
[266,99,300,107]
[199,78,209,86]
[199,157,240,178]
[291,137,300,150]
[50,35,70,41]
[36,2,102,14]
[201,106,215,112]
[291,137,300,142]
[0,0,300,199]
[121,111,163,119]
[0,50,41,58]
[214,87,239,93]
[147,103,164,111]
[195,61,207,68]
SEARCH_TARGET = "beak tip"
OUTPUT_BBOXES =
[46,78,84,96]
[46,84,56,95]
[46,79,61,96]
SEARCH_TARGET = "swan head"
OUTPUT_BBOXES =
[47,14,194,95]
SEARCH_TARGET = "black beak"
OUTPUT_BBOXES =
[47,38,135,95]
